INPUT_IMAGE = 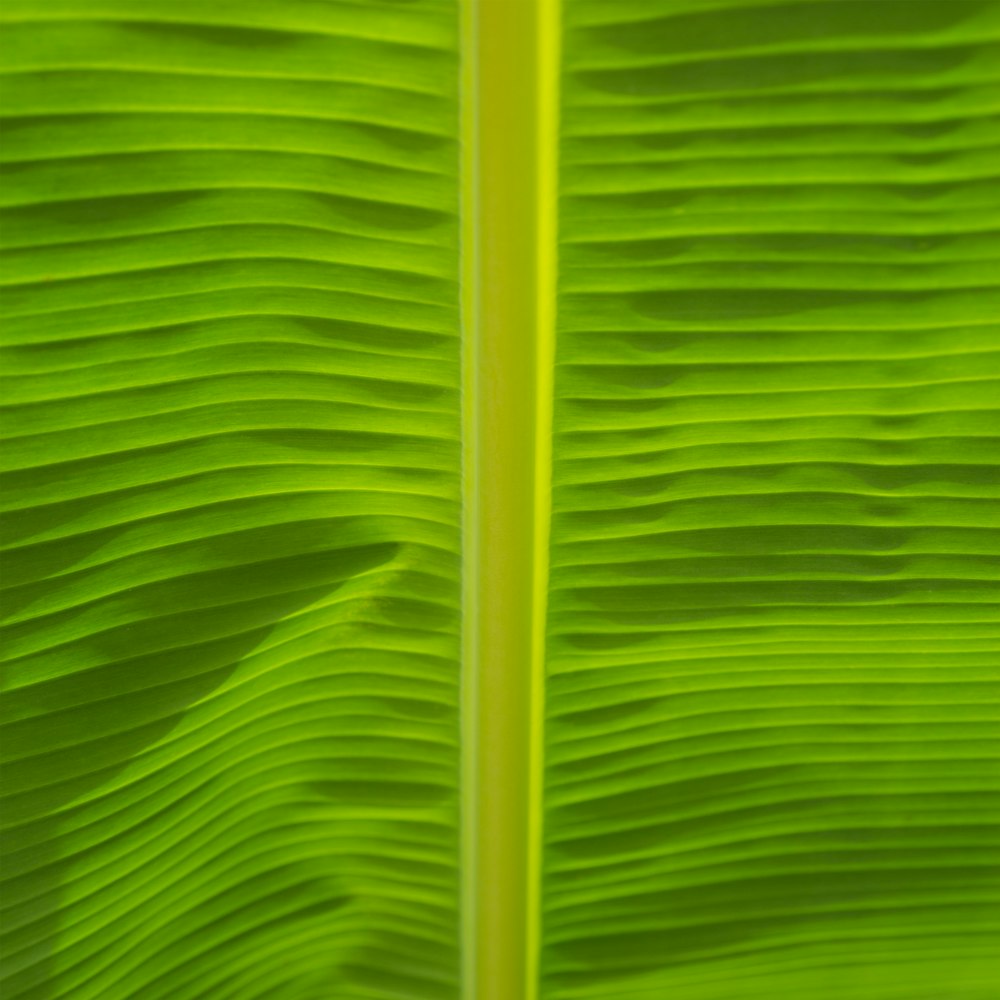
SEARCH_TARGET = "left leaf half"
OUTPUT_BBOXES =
[0,3,463,998]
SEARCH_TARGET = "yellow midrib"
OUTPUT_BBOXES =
[460,1,559,999]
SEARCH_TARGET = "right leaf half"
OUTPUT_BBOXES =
[542,2,1000,997]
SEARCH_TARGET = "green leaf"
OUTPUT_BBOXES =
[542,2,1000,998]
[1,3,463,999]
[2,3,999,1000]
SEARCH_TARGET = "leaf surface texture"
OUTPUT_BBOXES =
[542,3,1000,999]
[0,3,462,999]
[2,3,1000,1000]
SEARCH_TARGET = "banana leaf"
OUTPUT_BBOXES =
[1,2,998,999]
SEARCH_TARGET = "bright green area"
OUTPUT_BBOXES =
[542,1,1000,998]
[0,3,463,999]
[461,2,557,998]
[3,3,1000,1000]
[460,1,541,998]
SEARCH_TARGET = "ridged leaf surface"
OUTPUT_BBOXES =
[0,3,462,999]
[2,3,1000,1000]
[543,2,1000,998]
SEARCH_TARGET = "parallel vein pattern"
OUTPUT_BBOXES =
[0,3,462,999]
[543,2,1000,998]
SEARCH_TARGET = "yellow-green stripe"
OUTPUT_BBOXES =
[461,1,560,997]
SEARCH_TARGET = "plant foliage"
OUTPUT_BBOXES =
[2,2,998,999]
